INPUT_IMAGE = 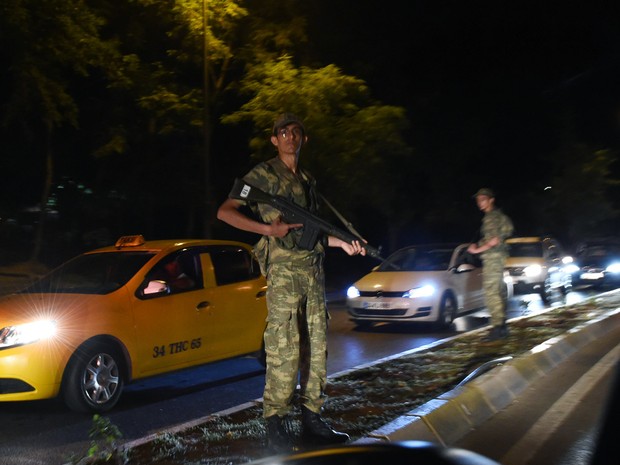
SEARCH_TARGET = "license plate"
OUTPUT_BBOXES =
[362,301,394,310]
[580,272,604,280]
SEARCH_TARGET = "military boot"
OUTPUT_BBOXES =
[484,325,508,342]
[301,406,350,445]
[266,415,295,454]
[499,323,510,338]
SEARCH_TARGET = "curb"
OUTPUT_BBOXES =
[353,307,620,447]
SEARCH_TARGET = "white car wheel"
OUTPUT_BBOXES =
[436,294,457,329]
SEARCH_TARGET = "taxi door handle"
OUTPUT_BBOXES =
[196,301,210,310]
[256,290,266,298]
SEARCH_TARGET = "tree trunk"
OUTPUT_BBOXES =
[30,122,54,264]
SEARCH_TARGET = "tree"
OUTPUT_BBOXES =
[537,145,619,245]
[107,0,250,238]
[0,0,126,262]
[221,56,413,251]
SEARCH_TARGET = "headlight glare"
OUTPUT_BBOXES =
[347,286,360,299]
[563,264,580,274]
[404,284,435,299]
[523,264,543,278]
[0,320,57,349]
[606,262,620,274]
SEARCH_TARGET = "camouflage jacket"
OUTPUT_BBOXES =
[240,157,325,270]
[479,208,514,259]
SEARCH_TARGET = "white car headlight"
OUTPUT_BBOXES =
[347,286,360,299]
[563,264,580,274]
[606,262,620,274]
[403,284,435,299]
[523,264,543,278]
[0,320,57,349]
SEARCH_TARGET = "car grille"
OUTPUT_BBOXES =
[352,307,432,318]
[0,378,35,394]
[359,290,405,298]
[354,308,409,316]
[582,266,604,273]
[506,267,525,277]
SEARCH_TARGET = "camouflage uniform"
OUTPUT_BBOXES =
[478,208,514,327]
[240,157,328,418]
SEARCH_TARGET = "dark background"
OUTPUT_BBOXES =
[1,0,619,277]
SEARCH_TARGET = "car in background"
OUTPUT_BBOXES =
[572,239,620,289]
[504,236,573,304]
[0,235,267,413]
[346,243,513,329]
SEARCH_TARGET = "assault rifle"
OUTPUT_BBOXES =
[229,178,384,261]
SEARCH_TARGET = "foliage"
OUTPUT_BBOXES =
[541,145,620,244]
[0,0,122,130]
[0,0,129,262]
[221,56,412,246]
[67,414,124,464]
[0,0,619,261]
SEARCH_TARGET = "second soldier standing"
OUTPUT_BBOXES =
[467,188,514,341]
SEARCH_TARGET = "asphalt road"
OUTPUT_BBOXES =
[0,286,601,465]
[0,303,486,464]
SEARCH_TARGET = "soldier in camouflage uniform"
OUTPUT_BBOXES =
[217,113,365,452]
[467,188,514,341]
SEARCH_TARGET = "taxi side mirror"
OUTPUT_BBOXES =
[143,280,170,296]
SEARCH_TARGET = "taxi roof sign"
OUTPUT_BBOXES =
[115,235,146,248]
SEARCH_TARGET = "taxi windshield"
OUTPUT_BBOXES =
[21,252,156,295]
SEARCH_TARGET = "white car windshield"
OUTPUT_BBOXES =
[378,246,455,272]
[508,243,543,258]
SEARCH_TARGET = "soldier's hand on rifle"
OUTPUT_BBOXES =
[270,216,303,238]
[329,237,366,256]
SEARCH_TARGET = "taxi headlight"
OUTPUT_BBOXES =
[0,320,57,349]
[346,286,360,299]
[523,264,543,278]
[404,284,435,299]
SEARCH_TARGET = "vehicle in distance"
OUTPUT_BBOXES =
[572,239,620,289]
[504,236,573,304]
[346,243,512,329]
[0,235,267,413]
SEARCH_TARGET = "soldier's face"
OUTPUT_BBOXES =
[475,195,494,212]
[271,123,307,155]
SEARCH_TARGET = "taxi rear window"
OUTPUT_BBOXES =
[21,252,156,295]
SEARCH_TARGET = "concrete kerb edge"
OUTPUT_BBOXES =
[119,400,263,453]
[354,308,620,446]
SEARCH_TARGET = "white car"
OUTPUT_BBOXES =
[346,243,512,329]
[504,236,573,304]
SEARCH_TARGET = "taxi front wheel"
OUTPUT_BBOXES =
[62,341,126,413]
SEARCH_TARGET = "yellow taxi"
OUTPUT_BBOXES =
[0,236,267,413]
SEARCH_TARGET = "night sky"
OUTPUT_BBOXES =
[308,1,620,152]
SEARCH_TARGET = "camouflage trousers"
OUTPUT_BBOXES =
[482,256,508,327]
[263,260,328,418]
